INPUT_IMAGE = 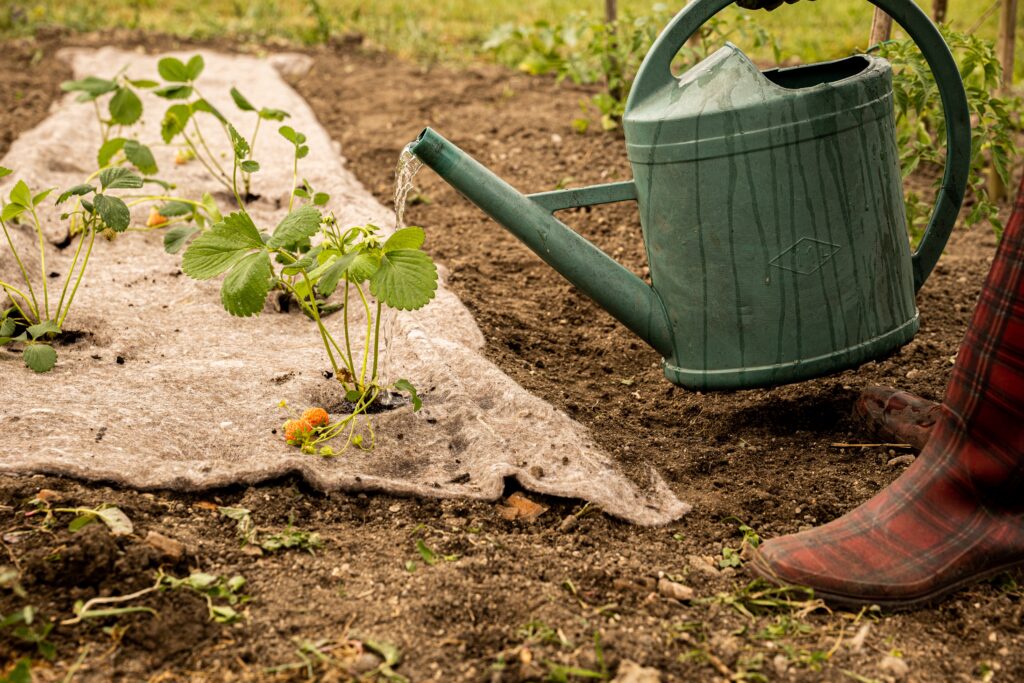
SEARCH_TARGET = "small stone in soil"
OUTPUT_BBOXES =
[497,492,547,522]
[657,577,694,601]
[145,530,186,561]
[887,454,916,467]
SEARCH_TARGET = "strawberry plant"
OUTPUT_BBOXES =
[179,123,435,455]
[1,166,141,372]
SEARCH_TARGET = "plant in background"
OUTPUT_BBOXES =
[0,166,139,372]
[181,124,434,456]
[875,28,1020,239]
[484,7,779,131]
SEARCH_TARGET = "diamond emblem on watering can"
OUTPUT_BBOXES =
[410,0,972,392]
[769,238,842,276]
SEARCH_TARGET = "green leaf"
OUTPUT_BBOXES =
[192,98,226,123]
[281,245,323,276]
[108,87,142,125]
[210,605,239,624]
[3,658,32,683]
[163,225,199,254]
[267,205,320,249]
[184,572,219,590]
[230,87,256,112]
[153,84,193,100]
[394,379,422,411]
[313,192,329,206]
[227,124,249,160]
[128,78,159,89]
[316,252,360,297]
[278,125,298,143]
[158,201,194,218]
[27,320,60,339]
[60,76,117,99]
[182,213,263,279]
[0,167,11,178]
[157,56,190,82]
[202,192,222,223]
[123,140,158,175]
[185,55,205,81]
[97,137,126,168]
[93,194,132,232]
[0,317,15,337]
[24,344,57,373]
[240,160,260,173]
[2,204,25,222]
[96,507,133,535]
[416,539,439,566]
[99,167,143,190]
[369,249,438,311]
[32,189,55,206]
[161,105,191,144]
[346,251,380,283]
[383,226,425,252]
[67,514,95,532]
[9,180,31,208]
[221,251,272,317]
[258,107,289,121]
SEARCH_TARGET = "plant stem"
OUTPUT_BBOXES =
[57,227,96,328]
[0,217,40,320]
[28,205,49,320]
[92,100,107,143]
[0,281,35,323]
[181,130,232,193]
[278,277,346,385]
[230,156,245,210]
[191,119,231,181]
[371,300,383,384]
[342,280,357,383]
[351,283,375,390]
[246,116,263,196]
[54,217,89,323]
[288,148,299,212]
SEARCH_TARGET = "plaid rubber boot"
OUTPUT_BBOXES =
[751,177,1024,609]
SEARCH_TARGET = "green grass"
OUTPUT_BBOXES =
[1,0,1019,77]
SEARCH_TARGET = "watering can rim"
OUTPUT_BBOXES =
[674,41,890,100]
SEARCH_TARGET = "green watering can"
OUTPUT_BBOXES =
[410,0,971,390]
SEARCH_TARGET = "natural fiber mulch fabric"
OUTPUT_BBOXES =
[0,48,689,525]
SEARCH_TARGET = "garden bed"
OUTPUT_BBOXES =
[1,32,1021,682]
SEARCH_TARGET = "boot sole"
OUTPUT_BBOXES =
[748,552,1024,612]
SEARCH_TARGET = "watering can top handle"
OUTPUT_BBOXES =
[627,0,972,292]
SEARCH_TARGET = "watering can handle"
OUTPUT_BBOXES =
[626,0,971,292]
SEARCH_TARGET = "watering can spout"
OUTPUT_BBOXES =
[410,128,674,358]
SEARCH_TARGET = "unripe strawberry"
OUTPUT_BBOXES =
[301,407,329,428]
[146,208,168,228]
[283,419,313,445]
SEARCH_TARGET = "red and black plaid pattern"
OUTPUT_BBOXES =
[751,176,1024,608]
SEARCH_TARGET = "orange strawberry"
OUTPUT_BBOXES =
[283,419,313,445]
[301,407,329,428]
[146,208,168,228]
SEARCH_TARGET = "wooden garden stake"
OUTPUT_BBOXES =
[870,8,894,46]
[989,0,1019,201]
[933,0,949,23]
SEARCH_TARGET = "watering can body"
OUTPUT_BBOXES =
[411,0,971,391]
[626,46,919,388]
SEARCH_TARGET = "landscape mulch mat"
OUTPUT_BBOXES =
[1,31,1022,682]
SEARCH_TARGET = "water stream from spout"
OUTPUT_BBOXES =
[375,144,424,397]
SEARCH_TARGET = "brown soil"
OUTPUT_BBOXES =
[2,31,1023,682]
